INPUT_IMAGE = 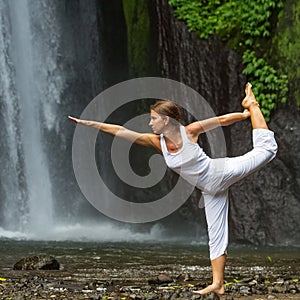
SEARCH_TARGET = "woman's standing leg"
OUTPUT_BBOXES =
[193,255,226,295]
[193,191,228,295]
[211,254,226,293]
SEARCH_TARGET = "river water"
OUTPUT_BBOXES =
[1,240,299,288]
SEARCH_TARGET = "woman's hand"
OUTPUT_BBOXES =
[68,116,87,125]
[243,109,250,119]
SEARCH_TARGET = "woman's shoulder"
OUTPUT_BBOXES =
[147,133,162,152]
[183,124,199,143]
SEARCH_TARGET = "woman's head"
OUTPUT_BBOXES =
[151,100,181,123]
[149,100,182,133]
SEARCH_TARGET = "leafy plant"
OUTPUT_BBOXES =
[169,0,288,121]
[243,50,288,120]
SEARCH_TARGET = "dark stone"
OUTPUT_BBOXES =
[204,293,220,300]
[241,277,255,283]
[288,284,296,291]
[176,273,193,282]
[13,255,60,270]
[145,292,159,300]
[239,285,251,295]
[148,274,173,285]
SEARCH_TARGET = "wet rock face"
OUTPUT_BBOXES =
[13,255,60,270]
[153,0,300,246]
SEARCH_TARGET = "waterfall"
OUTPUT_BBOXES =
[0,0,167,241]
[0,0,110,240]
[0,0,210,242]
[0,0,27,233]
[0,0,62,236]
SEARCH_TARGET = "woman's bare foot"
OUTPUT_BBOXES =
[242,82,259,109]
[192,282,225,296]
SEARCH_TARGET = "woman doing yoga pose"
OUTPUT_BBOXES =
[68,83,277,295]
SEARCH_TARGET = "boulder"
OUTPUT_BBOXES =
[13,255,60,270]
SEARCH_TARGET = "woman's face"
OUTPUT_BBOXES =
[149,110,167,134]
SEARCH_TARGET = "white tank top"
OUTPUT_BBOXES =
[160,126,211,189]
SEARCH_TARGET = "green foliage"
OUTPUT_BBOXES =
[169,0,288,121]
[243,50,288,120]
[273,0,300,106]
[169,0,284,42]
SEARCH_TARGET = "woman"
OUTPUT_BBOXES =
[68,83,277,295]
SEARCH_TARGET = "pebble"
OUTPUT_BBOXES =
[240,285,251,295]
[1,273,299,299]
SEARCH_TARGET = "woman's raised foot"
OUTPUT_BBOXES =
[242,82,259,109]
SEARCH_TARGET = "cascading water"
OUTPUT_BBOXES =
[0,0,106,240]
[0,0,168,241]
[0,0,61,236]
[0,0,206,243]
[0,0,28,234]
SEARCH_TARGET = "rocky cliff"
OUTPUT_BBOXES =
[147,0,300,245]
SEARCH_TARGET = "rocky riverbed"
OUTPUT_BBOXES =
[1,272,300,299]
[0,240,299,299]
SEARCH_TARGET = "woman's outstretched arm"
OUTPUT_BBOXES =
[68,116,161,150]
[186,110,250,140]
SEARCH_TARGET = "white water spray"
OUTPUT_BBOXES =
[3,0,56,235]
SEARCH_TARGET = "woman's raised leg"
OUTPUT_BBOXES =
[242,83,268,130]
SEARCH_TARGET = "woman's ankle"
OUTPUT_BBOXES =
[212,281,223,289]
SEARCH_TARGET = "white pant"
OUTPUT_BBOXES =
[202,129,277,260]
